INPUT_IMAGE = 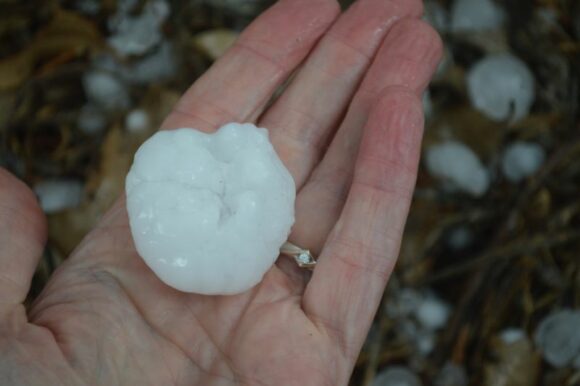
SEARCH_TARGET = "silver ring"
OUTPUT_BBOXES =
[280,241,317,270]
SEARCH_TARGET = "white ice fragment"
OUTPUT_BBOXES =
[467,53,535,122]
[125,109,150,133]
[435,362,468,386]
[451,0,505,32]
[386,288,422,318]
[447,226,473,250]
[534,309,580,368]
[83,70,130,112]
[373,366,423,386]
[415,296,450,330]
[126,123,295,295]
[501,141,545,182]
[34,180,84,214]
[108,0,170,57]
[500,328,526,344]
[426,141,490,196]
[78,104,107,134]
[126,42,177,84]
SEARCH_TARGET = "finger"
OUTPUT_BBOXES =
[0,169,46,317]
[293,19,442,254]
[303,87,424,359]
[260,0,423,187]
[161,0,340,132]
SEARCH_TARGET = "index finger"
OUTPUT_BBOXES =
[161,0,340,132]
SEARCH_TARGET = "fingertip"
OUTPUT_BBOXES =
[0,168,47,247]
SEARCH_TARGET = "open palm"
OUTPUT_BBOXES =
[0,0,441,385]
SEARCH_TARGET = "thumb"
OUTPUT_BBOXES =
[0,168,47,317]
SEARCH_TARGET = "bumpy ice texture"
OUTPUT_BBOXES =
[126,123,296,295]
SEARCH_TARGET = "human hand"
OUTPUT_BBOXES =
[0,0,441,385]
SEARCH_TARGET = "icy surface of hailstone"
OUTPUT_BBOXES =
[373,366,423,386]
[426,141,490,196]
[125,109,150,133]
[451,0,505,32]
[126,123,296,295]
[501,141,545,182]
[534,309,580,368]
[467,53,535,122]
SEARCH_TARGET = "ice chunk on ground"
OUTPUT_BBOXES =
[426,140,490,196]
[500,328,526,344]
[34,180,84,214]
[534,309,580,368]
[373,366,422,386]
[451,0,505,32]
[415,296,450,330]
[77,104,107,134]
[467,53,535,122]
[501,141,545,182]
[125,109,150,133]
[108,0,170,57]
[126,42,177,84]
[83,70,130,112]
[447,226,473,250]
[126,123,296,295]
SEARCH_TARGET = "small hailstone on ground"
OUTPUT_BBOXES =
[425,140,490,197]
[451,0,505,32]
[500,328,526,344]
[435,362,468,386]
[386,288,422,318]
[447,226,473,250]
[77,104,107,134]
[125,42,177,85]
[501,141,545,183]
[126,123,295,295]
[75,0,100,15]
[34,180,84,214]
[372,366,423,386]
[414,296,451,330]
[125,109,150,133]
[467,53,535,122]
[83,70,130,112]
[108,0,170,57]
[533,309,580,368]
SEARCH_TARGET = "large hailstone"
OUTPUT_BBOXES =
[467,53,535,122]
[126,123,295,295]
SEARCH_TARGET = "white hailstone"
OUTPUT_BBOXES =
[126,123,295,295]
[108,0,170,57]
[386,288,422,318]
[451,0,506,32]
[501,141,545,182]
[77,104,107,134]
[435,362,468,386]
[467,53,535,122]
[34,180,84,214]
[447,226,473,250]
[426,141,490,197]
[125,109,150,133]
[126,42,177,85]
[416,331,436,355]
[373,366,423,386]
[534,309,580,368]
[500,328,526,344]
[83,70,130,112]
[415,296,451,330]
